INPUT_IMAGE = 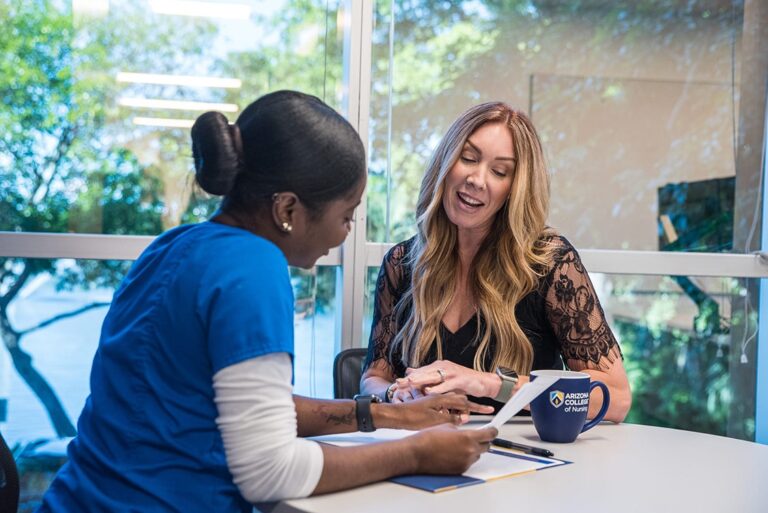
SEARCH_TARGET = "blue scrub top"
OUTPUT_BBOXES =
[38,221,295,513]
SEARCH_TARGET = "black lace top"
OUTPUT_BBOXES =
[363,235,623,410]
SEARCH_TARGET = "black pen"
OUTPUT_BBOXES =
[492,437,554,458]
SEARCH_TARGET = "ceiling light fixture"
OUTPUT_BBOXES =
[117,72,242,89]
[132,117,195,128]
[118,97,238,112]
[148,0,251,20]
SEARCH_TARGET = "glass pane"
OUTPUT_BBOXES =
[1,0,345,235]
[291,265,341,399]
[602,273,757,440]
[367,1,761,253]
[1,258,339,509]
[362,266,759,440]
[362,266,380,347]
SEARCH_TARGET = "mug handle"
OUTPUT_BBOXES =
[581,381,610,433]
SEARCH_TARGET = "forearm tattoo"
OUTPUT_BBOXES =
[313,404,355,426]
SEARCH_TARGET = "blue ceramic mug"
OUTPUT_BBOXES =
[529,369,610,443]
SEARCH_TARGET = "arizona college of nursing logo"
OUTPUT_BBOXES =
[549,390,565,408]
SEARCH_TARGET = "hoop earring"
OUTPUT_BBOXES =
[281,222,293,233]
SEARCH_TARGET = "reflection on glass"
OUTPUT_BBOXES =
[603,273,756,440]
[362,267,758,440]
[1,0,345,235]
[290,265,340,400]
[367,1,754,251]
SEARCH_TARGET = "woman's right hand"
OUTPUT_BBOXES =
[408,425,498,475]
[387,379,424,402]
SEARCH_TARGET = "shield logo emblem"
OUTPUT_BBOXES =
[549,391,564,408]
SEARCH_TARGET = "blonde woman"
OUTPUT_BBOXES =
[360,102,632,423]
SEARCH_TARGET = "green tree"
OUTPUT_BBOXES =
[0,0,217,437]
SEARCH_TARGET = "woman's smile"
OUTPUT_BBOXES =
[456,190,485,210]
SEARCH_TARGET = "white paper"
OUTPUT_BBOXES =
[476,374,559,430]
[309,429,566,484]
[464,449,561,480]
[309,428,418,446]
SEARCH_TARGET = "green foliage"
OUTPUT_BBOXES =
[291,266,338,316]
[613,275,754,440]
[219,0,344,108]
[0,0,219,288]
[619,318,735,435]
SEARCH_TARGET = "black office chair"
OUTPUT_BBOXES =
[0,432,19,513]
[333,348,368,399]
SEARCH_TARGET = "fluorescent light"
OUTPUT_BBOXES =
[149,1,251,20]
[133,117,195,128]
[118,97,238,112]
[72,0,109,17]
[117,72,241,89]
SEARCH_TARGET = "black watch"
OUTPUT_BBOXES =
[493,366,519,403]
[353,394,382,432]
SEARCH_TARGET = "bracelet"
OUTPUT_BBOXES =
[385,383,397,402]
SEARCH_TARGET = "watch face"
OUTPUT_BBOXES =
[497,367,519,380]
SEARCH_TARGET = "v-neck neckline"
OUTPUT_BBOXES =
[441,315,478,337]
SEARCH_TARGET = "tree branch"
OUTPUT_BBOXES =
[6,345,77,437]
[19,301,110,336]
[38,124,77,203]
[0,267,10,288]
[0,265,32,310]
[1,310,76,437]
[5,143,42,184]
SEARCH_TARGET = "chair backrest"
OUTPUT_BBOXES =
[0,432,19,513]
[333,348,368,399]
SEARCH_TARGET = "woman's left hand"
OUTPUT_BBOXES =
[400,360,500,398]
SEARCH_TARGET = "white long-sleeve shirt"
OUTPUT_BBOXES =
[213,352,324,503]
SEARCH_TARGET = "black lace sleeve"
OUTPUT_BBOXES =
[362,239,412,375]
[543,237,623,371]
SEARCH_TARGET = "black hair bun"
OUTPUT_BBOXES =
[191,111,242,196]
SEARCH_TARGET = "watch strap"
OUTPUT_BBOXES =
[493,368,518,403]
[353,394,377,432]
[494,377,516,403]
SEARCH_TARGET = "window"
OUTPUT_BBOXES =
[1,0,347,451]
[1,0,766,472]
[359,0,767,442]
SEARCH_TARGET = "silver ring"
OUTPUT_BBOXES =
[437,368,446,383]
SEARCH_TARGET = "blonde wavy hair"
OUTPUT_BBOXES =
[392,102,557,375]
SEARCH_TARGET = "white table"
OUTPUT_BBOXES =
[266,419,768,513]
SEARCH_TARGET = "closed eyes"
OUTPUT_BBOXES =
[460,154,509,177]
